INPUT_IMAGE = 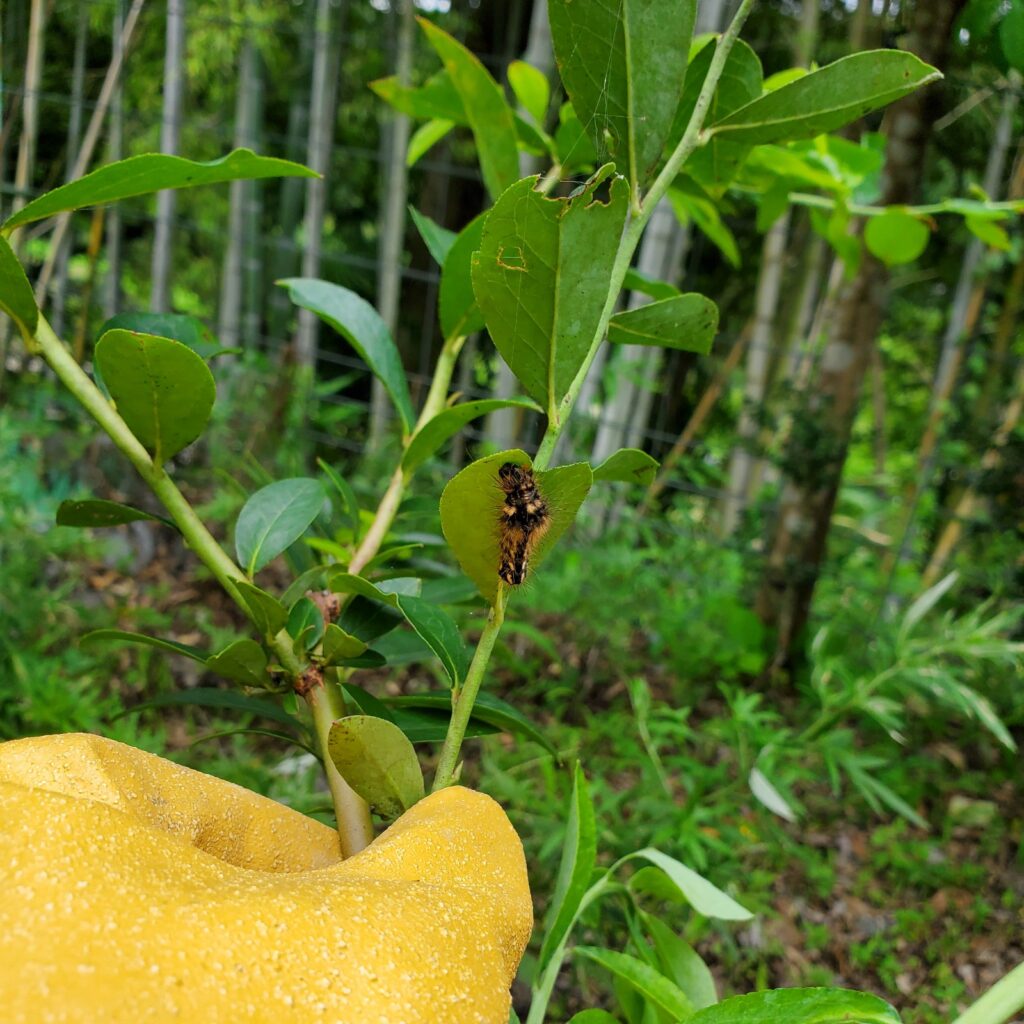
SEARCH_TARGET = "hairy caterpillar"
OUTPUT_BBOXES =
[497,462,551,587]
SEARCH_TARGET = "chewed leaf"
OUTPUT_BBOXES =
[439,450,593,606]
[472,171,628,412]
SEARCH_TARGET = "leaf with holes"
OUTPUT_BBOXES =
[235,478,326,576]
[279,279,414,434]
[608,293,718,354]
[402,398,541,475]
[57,499,176,531]
[327,716,425,818]
[419,19,519,200]
[2,149,316,232]
[593,449,659,485]
[94,330,216,464]
[472,170,628,413]
[549,0,696,187]
[0,235,37,338]
[709,51,941,145]
[440,450,593,606]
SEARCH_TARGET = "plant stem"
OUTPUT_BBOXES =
[533,0,757,470]
[33,312,374,853]
[431,586,506,790]
[952,960,1024,1024]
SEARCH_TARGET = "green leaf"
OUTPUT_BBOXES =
[1001,4,1024,74]
[338,598,405,644]
[864,210,930,266]
[406,118,455,167]
[686,988,901,1024]
[56,498,176,531]
[326,571,404,607]
[235,478,326,576]
[190,728,319,759]
[439,212,486,339]
[672,38,763,190]
[574,947,694,1020]
[120,688,301,732]
[709,51,942,145]
[327,715,425,818]
[439,450,593,606]
[402,398,542,475]
[608,294,718,354]
[472,170,629,412]
[668,185,741,266]
[626,848,752,920]
[0,234,38,338]
[233,580,289,638]
[206,639,269,687]
[623,267,682,303]
[341,683,397,722]
[593,449,659,485]
[97,312,223,359]
[316,458,360,538]
[538,763,597,970]
[508,59,550,125]
[286,596,325,652]
[555,101,599,173]
[279,279,415,434]
[394,595,468,686]
[749,766,798,823]
[322,624,368,665]
[371,69,466,122]
[410,206,457,266]
[419,19,519,201]
[94,329,216,464]
[549,0,696,187]
[641,913,717,1009]
[388,690,557,755]
[80,628,208,662]
[965,214,1011,250]
[566,1013,622,1024]
[2,149,316,232]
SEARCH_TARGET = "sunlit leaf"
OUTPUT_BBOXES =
[574,947,694,1020]
[235,478,326,576]
[686,988,901,1024]
[593,449,659,485]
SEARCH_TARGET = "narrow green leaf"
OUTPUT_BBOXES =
[3,149,316,232]
[549,0,696,187]
[965,214,1011,250]
[327,715,425,818]
[672,38,763,190]
[316,457,360,538]
[233,580,289,637]
[406,118,455,167]
[402,398,541,475]
[419,19,519,200]
[608,294,718,354]
[341,684,397,722]
[279,278,414,434]
[864,210,930,266]
[710,51,942,145]
[322,624,368,665]
[281,565,329,607]
[686,988,901,1024]
[235,478,326,576]
[566,1013,622,1024]
[56,498,176,531]
[623,267,682,302]
[575,947,694,1020]
[642,912,718,1009]
[668,185,741,266]
[190,727,319,759]
[472,170,629,411]
[80,628,208,662]
[206,639,269,687]
[97,312,223,360]
[626,848,753,920]
[0,234,38,337]
[94,329,216,464]
[395,595,468,686]
[388,691,557,755]
[593,449,659,485]
[119,688,300,731]
[326,571,403,607]
[1001,5,1024,73]
[410,206,457,266]
[439,212,486,339]
[538,763,597,970]
[286,596,325,652]
[749,766,798,823]
[439,450,593,606]
[508,59,550,125]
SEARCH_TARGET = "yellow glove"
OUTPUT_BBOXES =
[0,732,532,1023]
